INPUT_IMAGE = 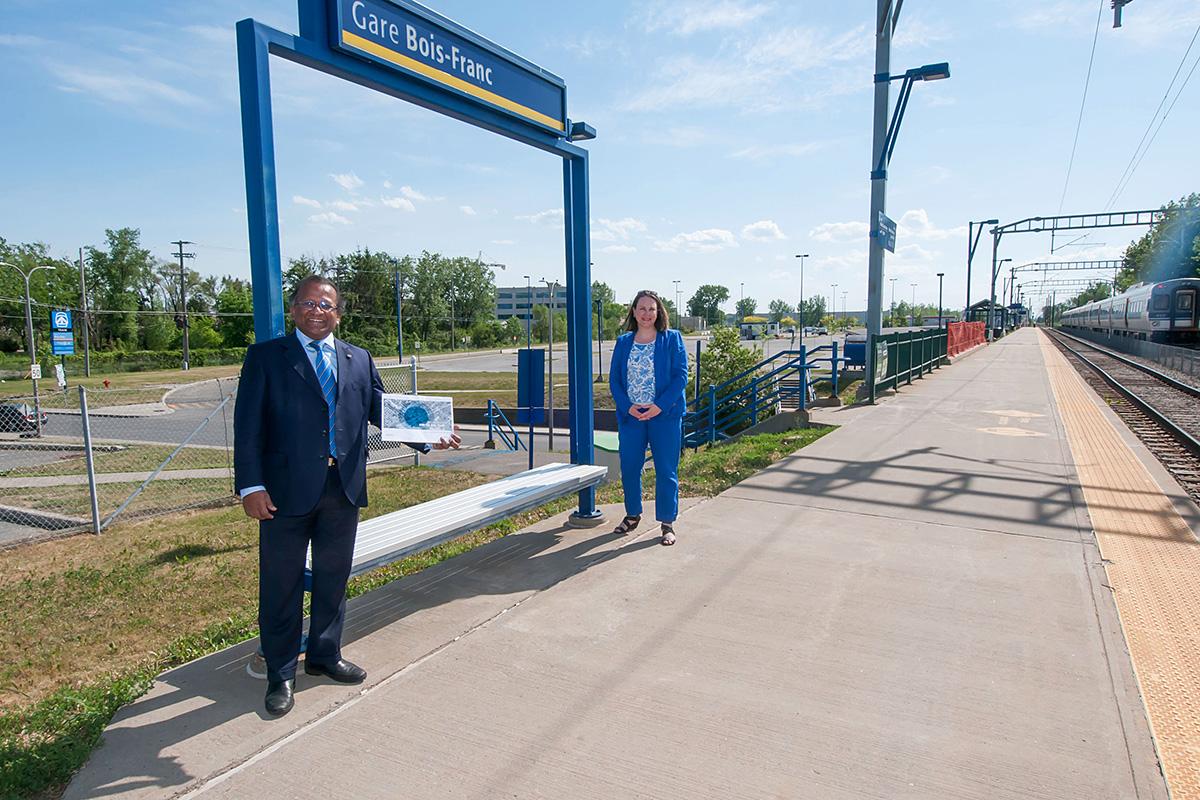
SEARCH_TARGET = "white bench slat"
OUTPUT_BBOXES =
[305,462,607,579]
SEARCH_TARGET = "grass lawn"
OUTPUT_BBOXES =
[0,444,230,479]
[0,426,831,799]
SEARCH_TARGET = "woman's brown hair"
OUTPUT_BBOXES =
[623,290,670,333]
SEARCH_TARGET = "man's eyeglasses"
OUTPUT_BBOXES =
[295,299,337,312]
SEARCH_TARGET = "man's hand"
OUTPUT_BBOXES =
[242,490,277,520]
[432,425,463,450]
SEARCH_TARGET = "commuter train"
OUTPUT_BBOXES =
[1058,278,1200,344]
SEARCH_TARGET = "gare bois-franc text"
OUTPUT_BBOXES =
[349,1,495,87]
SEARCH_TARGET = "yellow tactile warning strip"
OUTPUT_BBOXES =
[1041,329,1200,797]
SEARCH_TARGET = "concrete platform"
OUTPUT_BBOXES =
[66,328,1178,799]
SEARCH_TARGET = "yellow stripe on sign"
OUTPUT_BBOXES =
[341,30,564,132]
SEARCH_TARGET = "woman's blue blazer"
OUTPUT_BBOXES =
[608,329,690,421]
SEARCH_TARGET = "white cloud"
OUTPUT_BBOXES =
[292,195,322,208]
[623,24,869,113]
[655,228,738,253]
[742,220,787,241]
[383,179,393,189]
[381,195,416,212]
[491,239,516,245]
[0,34,49,47]
[308,212,351,226]
[331,172,364,191]
[460,205,477,216]
[730,141,825,160]
[328,200,359,212]
[897,209,966,241]
[517,209,565,225]
[809,221,869,242]
[592,217,648,242]
[767,269,793,281]
[47,63,206,109]
[400,185,431,201]
[640,1,773,36]
[601,244,638,254]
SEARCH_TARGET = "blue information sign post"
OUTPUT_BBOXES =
[237,0,601,524]
[50,309,75,356]
[875,211,897,254]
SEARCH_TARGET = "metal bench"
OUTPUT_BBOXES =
[249,461,607,677]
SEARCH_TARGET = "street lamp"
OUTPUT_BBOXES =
[672,279,681,330]
[910,283,917,325]
[888,276,898,327]
[1,261,55,436]
[794,253,809,343]
[842,291,848,326]
[936,272,945,328]
[866,43,951,342]
[540,277,559,449]
[522,275,532,350]
[966,218,999,312]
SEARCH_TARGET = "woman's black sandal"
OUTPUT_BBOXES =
[660,523,676,546]
[614,515,641,534]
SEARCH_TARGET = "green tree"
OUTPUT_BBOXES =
[767,299,794,323]
[687,284,730,326]
[86,228,155,350]
[185,316,223,349]
[0,238,76,355]
[216,278,255,347]
[1118,193,1200,288]
[735,297,757,320]
[503,316,524,345]
[798,297,826,327]
[1068,282,1112,307]
[696,326,765,434]
[591,281,615,308]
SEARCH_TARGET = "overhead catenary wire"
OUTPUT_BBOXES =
[1104,19,1200,210]
[1057,0,1107,215]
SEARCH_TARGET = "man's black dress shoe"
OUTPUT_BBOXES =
[265,678,294,716]
[304,658,367,684]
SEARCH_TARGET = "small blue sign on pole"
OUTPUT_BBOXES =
[516,347,545,424]
[876,211,897,253]
[50,309,72,331]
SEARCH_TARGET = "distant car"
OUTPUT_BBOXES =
[0,403,48,433]
[814,326,828,335]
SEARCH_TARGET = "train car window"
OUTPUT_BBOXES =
[1152,294,1170,311]
[1178,293,1194,311]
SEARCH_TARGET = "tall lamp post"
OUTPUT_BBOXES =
[540,278,559,449]
[888,276,898,327]
[794,253,809,343]
[1,261,54,437]
[995,257,1012,328]
[831,283,838,326]
[672,279,682,330]
[966,218,998,312]
[910,283,917,325]
[936,272,945,328]
[866,12,950,343]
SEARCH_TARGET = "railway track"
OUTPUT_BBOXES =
[1046,329,1200,505]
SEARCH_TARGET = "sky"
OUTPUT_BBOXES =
[2,0,1199,318]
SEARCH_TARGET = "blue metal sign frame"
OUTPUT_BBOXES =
[237,0,599,520]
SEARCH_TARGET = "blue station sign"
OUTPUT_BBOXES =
[332,0,567,134]
[876,211,897,253]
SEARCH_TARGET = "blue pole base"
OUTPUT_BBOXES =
[566,509,607,529]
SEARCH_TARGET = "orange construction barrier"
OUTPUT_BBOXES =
[947,321,985,356]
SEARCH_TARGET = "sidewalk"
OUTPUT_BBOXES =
[66,328,1177,799]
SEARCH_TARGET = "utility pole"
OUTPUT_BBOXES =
[937,272,945,328]
[672,279,681,330]
[889,276,898,327]
[78,248,91,377]
[910,283,917,324]
[393,266,405,361]
[171,241,195,370]
[795,254,808,344]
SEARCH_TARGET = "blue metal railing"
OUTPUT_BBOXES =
[683,347,808,447]
[485,399,525,451]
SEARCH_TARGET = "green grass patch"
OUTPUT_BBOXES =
[0,427,831,798]
[0,445,230,479]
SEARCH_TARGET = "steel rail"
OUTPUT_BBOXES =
[1048,330,1200,457]
[1053,329,1200,398]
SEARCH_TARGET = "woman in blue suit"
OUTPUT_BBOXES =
[609,290,689,545]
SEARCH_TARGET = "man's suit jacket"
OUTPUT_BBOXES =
[608,329,690,422]
[234,333,382,515]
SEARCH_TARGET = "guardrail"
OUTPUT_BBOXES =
[484,398,525,451]
[683,348,808,447]
[868,329,948,403]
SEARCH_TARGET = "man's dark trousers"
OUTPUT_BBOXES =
[258,467,360,684]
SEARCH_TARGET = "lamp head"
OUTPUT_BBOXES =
[914,62,950,81]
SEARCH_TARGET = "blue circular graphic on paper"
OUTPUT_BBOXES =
[404,405,430,427]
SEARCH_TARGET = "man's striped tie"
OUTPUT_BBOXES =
[309,341,337,457]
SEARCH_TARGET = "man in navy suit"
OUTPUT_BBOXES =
[234,276,458,716]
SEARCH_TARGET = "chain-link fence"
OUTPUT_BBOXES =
[0,359,422,546]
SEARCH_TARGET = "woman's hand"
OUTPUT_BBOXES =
[629,406,648,421]
[640,403,662,420]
